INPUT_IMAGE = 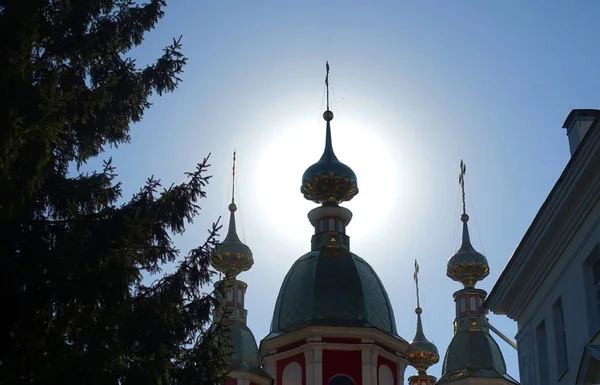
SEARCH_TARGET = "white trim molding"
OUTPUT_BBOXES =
[229,370,273,385]
[260,325,409,359]
[360,345,378,385]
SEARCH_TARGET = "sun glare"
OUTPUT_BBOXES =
[253,111,410,242]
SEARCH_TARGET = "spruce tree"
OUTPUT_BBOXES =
[0,1,231,384]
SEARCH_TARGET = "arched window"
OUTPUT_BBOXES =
[469,297,477,313]
[328,375,355,385]
[282,362,302,385]
[378,364,394,385]
[237,288,243,305]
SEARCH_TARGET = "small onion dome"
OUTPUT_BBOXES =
[211,203,254,278]
[301,111,359,204]
[405,307,440,375]
[447,214,490,288]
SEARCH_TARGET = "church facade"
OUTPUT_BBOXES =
[209,67,520,385]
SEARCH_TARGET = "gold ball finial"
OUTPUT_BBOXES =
[229,203,237,212]
[323,110,334,121]
[415,307,422,315]
[460,213,469,222]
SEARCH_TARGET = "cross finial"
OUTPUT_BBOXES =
[414,259,421,309]
[459,160,467,216]
[325,61,330,111]
[231,150,237,205]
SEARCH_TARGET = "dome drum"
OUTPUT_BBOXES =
[311,232,350,252]
[307,205,353,228]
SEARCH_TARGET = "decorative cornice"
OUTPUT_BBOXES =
[511,207,600,328]
[487,118,600,318]
[262,341,408,367]
[229,369,272,385]
[260,325,409,358]
[506,173,600,321]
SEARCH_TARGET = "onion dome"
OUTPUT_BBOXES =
[211,152,254,278]
[446,213,490,288]
[406,260,439,381]
[301,64,358,205]
[301,111,358,204]
[405,307,440,374]
[211,203,253,278]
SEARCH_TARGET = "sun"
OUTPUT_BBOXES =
[251,109,404,242]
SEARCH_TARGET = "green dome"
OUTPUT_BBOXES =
[228,322,270,376]
[211,208,254,277]
[267,250,398,338]
[300,117,359,204]
[446,215,489,288]
[438,330,510,383]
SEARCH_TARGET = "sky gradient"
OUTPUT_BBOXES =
[78,1,600,380]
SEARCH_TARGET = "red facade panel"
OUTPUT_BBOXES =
[322,350,362,385]
[377,355,397,385]
[277,353,306,385]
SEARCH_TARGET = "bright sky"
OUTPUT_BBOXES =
[78,1,600,380]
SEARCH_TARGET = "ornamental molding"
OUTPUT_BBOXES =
[509,179,600,321]
[262,341,407,368]
[487,120,600,319]
[436,378,517,385]
[260,325,409,358]
[229,369,272,385]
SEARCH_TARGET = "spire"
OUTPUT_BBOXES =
[301,62,358,204]
[208,154,269,380]
[222,151,241,244]
[405,260,439,384]
[210,151,253,279]
[446,160,489,288]
[439,161,516,384]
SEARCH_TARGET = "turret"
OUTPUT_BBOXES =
[405,260,439,385]
[210,152,271,384]
[437,161,517,384]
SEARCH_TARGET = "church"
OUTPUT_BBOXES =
[209,65,520,385]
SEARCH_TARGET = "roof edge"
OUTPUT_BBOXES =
[487,113,600,316]
[562,109,600,129]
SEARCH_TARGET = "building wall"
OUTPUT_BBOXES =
[515,197,600,385]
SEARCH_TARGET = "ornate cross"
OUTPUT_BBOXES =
[459,160,467,215]
[414,259,420,309]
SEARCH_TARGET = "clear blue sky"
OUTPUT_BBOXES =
[81,1,600,380]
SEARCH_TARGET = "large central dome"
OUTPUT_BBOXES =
[265,65,397,340]
[266,249,398,338]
